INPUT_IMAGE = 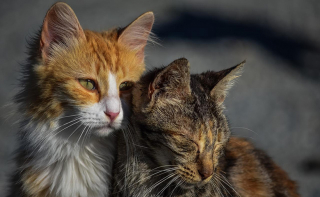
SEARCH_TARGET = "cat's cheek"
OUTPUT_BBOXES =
[154,148,173,166]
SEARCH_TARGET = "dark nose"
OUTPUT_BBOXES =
[104,111,119,122]
[198,167,213,180]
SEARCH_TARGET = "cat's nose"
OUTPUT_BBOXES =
[104,111,119,122]
[198,167,213,180]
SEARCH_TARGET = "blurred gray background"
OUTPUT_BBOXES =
[0,0,319,196]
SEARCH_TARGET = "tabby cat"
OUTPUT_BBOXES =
[112,58,299,197]
[7,2,154,197]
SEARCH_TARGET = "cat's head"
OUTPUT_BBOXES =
[17,2,154,137]
[132,58,244,188]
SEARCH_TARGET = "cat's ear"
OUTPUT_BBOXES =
[40,2,86,61]
[118,12,155,62]
[148,58,191,101]
[210,61,245,105]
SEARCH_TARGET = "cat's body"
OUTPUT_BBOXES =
[9,129,116,197]
[112,58,299,197]
[7,3,154,197]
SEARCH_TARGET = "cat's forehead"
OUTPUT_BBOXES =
[84,31,144,80]
[84,31,119,72]
[188,76,217,115]
[48,30,143,80]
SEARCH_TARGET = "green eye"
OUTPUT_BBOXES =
[79,79,96,90]
[119,81,134,91]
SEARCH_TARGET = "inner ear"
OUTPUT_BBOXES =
[210,60,245,106]
[118,12,155,63]
[148,83,155,100]
[40,2,85,61]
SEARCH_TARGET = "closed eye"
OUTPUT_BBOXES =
[189,139,200,154]
[165,131,199,153]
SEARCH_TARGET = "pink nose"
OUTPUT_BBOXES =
[104,111,119,122]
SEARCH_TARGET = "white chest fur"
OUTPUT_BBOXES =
[23,122,116,197]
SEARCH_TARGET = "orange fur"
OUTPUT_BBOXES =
[22,168,50,197]
[226,137,299,197]
[9,2,155,197]
[31,29,145,121]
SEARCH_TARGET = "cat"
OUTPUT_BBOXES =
[112,58,300,197]
[7,2,154,197]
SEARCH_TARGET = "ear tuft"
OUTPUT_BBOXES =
[40,2,85,61]
[118,12,155,62]
[210,60,245,105]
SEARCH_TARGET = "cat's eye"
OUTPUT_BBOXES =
[79,79,96,91]
[119,81,134,91]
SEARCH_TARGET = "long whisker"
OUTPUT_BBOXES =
[170,179,183,197]
[212,175,224,197]
[215,174,232,197]
[50,117,82,135]
[24,119,81,158]
[128,167,178,188]
[156,174,179,196]
[66,122,83,140]
[76,125,88,145]
[21,118,82,169]
[81,124,92,146]
[57,114,81,119]
[148,165,179,172]
[216,173,241,197]
[230,127,258,135]
[51,119,82,138]
[146,173,176,195]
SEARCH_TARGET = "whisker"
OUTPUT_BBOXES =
[51,119,82,137]
[215,174,232,197]
[212,175,224,197]
[66,122,83,140]
[216,173,241,197]
[146,173,176,194]
[23,119,81,164]
[230,127,258,135]
[156,174,179,196]
[51,117,82,133]
[127,167,178,189]
[81,124,92,146]
[58,114,81,119]
[76,125,87,145]
[170,179,183,197]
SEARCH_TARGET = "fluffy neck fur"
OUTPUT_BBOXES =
[14,119,115,197]
[8,3,155,197]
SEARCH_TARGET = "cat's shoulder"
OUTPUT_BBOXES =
[224,137,299,197]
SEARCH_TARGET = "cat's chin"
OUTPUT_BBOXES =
[179,180,211,190]
[179,182,196,190]
[94,126,117,137]
[177,176,212,190]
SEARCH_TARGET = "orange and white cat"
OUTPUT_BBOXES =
[7,2,154,197]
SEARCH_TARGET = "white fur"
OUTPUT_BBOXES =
[20,73,127,196]
[80,73,123,136]
[105,73,121,114]
[23,117,115,197]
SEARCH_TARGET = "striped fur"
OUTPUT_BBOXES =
[112,58,299,197]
